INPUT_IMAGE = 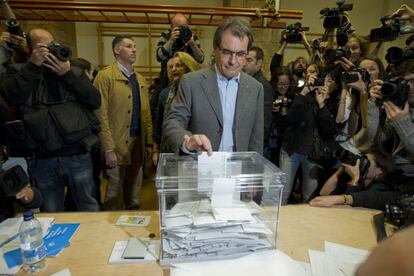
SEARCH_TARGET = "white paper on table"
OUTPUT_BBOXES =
[211,178,236,207]
[108,240,158,264]
[170,249,308,276]
[308,249,357,276]
[324,241,370,265]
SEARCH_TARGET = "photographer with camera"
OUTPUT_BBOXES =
[335,56,386,155]
[0,28,100,212]
[279,69,339,204]
[156,13,204,89]
[0,165,42,223]
[269,23,311,82]
[367,58,414,177]
[267,66,294,165]
[309,149,397,210]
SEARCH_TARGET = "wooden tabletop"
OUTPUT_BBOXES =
[15,205,380,275]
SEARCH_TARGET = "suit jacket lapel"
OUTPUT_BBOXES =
[201,69,223,127]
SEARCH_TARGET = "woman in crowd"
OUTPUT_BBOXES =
[335,56,386,155]
[334,34,368,71]
[266,66,295,165]
[152,52,200,166]
[279,69,339,204]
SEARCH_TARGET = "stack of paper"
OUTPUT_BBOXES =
[108,239,159,264]
[170,249,308,276]
[161,199,274,263]
[308,241,370,276]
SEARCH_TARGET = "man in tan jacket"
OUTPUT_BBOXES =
[94,36,153,210]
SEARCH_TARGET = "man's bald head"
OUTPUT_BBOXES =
[27,28,54,51]
[171,13,188,28]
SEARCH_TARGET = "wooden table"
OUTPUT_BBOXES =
[16,205,380,275]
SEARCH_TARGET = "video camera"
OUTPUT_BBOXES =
[380,78,410,108]
[320,0,353,30]
[370,16,414,42]
[341,68,371,84]
[334,148,371,187]
[385,195,414,228]
[385,46,414,64]
[47,42,72,61]
[285,22,309,44]
[336,20,354,47]
[0,165,29,197]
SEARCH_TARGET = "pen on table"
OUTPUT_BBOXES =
[0,232,19,248]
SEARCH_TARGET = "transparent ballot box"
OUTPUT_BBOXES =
[156,152,285,265]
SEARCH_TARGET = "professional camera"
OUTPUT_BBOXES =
[47,42,72,61]
[385,195,414,228]
[285,22,309,44]
[385,46,414,64]
[324,47,350,64]
[178,25,192,43]
[320,0,353,30]
[6,19,24,37]
[341,68,371,84]
[370,16,414,42]
[273,97,291,116]
[380,78,410,108]
[0,165,29,197]
[335,148,371,184]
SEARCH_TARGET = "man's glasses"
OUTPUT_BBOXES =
[218,47,247,59]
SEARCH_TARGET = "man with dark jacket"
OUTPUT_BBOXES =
[0,28,100,212]
[243,46,274,158]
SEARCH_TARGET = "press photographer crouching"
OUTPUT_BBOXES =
[0,164,42,223]
[0,28,100,212]
[309,148,398,210]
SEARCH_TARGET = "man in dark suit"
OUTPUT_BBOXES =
[243,46,274,157]
[163,17,264,155]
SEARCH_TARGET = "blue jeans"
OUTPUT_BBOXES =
[28,153,99,212]
[279,149,318,205]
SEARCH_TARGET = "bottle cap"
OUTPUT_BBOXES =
[23,210,34,221]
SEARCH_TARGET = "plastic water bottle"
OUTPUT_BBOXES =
[19,210,46,273]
